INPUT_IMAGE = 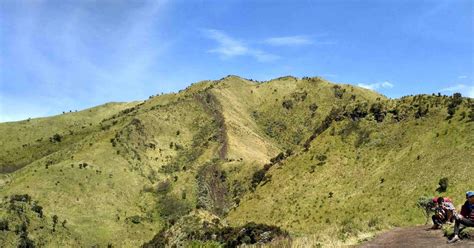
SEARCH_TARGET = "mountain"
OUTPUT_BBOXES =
[1,76,473,247]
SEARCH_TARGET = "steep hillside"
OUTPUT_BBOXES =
[0,76,473,247]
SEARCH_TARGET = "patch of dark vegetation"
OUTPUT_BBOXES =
[142,221,288,248]
[437,177,449,193]
[251,169,271,190]
[414,105,429,119]
[333,85,345,99]
[309,103,318,117]
[469,102,474,122]
[291,91,308,102]
[417,196,435,224]
[282,99,294,110]
[251,151,292,190]
[195,92,228,160]
[369,102,386,122]
[202,222,289,247]
[196,160,231,216]
[10,194,32,204]
[17,221,35,248]
[126,215,142,224]
[158,194,192,226]
[303,107,344,151]
[0,219,9,231]
[446,93,463,119]
[264,121,287,138]
[345,103,369,121]
[31,203,43,218]
[49,133,62,143]
[160,117,216,174]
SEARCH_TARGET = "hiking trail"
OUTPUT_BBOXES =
[358,226,474,247]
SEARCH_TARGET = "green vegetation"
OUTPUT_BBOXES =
[1,75,472,247]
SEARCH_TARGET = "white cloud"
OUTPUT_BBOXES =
[264,35,312,46]
[458,75,468,79]
[202,29,278,62]
[357,81,394,91]
[439,84,474,98]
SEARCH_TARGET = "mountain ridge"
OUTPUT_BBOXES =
[0,75,473,247]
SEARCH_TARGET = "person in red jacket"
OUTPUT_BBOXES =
[448,191,474,243]
[431,197,455,229]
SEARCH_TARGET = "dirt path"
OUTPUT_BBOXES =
[358,226,474,247]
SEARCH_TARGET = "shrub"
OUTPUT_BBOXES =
[49,133,62,143]
[414,105,429,118]
[467,103,474,122]
[156,180,171,194]
[282,100,293,110]
[437,177,449,193]
[10,194,31,203]
[0,219,8,231]
[31,204,43,218]
[333,85,345,99]
[159,195,191,226]
[417,196,435,224]
[270,152,285,164]
[339,218,358,240]
[446,93,463,119]
[309,103,318,112]
[127,215,141,224]
[251,169,267,189]
[370,102,385,122]
[52,215,58,232]
[18,232,35,248]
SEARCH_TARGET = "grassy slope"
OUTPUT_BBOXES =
[0,76,472,247]
[227,89,473,242]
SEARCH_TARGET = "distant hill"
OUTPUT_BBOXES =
[1,76,473,247]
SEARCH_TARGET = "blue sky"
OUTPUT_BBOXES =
[0,0,473,122]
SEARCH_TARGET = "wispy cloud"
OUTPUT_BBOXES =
[202,29,279,62]
[458,75,468,79]
[439,84,474,98]
[264,35,313,46]
[357,81,394,91]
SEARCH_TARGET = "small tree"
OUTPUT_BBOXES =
[437,177,449,193]
[52,215,58,232]
[417,196,434,224]
[0,219,8,231]
[282,100,293,110]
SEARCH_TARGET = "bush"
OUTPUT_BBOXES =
[127,215,142,224]
[49,134,62,143]
[52,215,58,232]
[282,100,293,110]
[156,180,171,194]
[10,194,31,203]
[417,196,435,224]
[31,204,43,218]
[270,152,285,164]
[159,195,192,225]
[468,103,474,122]
[333,85,345,99]
[251,169,267,189]
[339,218,359,240]
[370,102,385,122]
[437,177,449,193]
[0,219,8,231]
[203,222,289,247]
[446,93,463,119]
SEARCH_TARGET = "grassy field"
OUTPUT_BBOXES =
[1,76,473,247]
